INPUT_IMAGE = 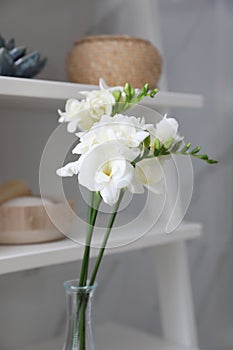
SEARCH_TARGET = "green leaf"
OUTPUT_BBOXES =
[142,83,149,94]
[207,159,218,164]
[159,145,168,155]
[192,153,218,164]
[154,149,160,157]
[154,138,160,150]
[201,154,209,160]
[181,143,191,153]
[195,154,208,160]
[112,90,122,102]
[149,88,158,98]
[144,135,150,148]
[191,146,201,154]
[131,87,135,98]
[124,83,131,100]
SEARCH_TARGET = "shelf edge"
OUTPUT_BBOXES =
[0,76,203,108]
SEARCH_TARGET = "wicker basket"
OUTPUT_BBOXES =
[66,35,162,88]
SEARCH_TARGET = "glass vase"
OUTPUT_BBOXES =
[63,279,97,350]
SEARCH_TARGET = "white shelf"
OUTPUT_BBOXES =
[0,222,201,275]
[0,76,203,109]
[19,322,200,350]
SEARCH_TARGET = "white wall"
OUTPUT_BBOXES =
[157,1,233,349]
[0,1,232,349]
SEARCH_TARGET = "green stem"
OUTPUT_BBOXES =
[78,296,86,350]
[77,191,102,350]
[89,190,125,286]
[79,192,102,288]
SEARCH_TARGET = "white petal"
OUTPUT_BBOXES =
[58,115,65,123]
[56,160,81,177]
[66,98,79,111]
[155,116,179,144]
[78,142,138,195]
[136,130,150,143]
[58,109,65,121]
[167,117,179,130]
[136,158,164,194]
[67,119,78,133]
[128,173,145,194]
[99,78,109,90]
[100,183,121,206]
[79,90,90,97]
[95,171,110,186]
[112,161,134,188]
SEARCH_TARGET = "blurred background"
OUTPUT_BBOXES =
[0,1,232,350]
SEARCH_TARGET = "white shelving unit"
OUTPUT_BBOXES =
[0,221,201,275]
[0,76,203,350]
[0,76,203,109]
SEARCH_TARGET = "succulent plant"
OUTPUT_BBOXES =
[0,34,47,78]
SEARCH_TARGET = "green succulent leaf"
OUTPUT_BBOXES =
[0,35,5,48]
[6,38,14,51]
[0,35,46,78]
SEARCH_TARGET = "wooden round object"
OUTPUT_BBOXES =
[0,179,31,206]
[0,199,74,245]
[67,35,162,88]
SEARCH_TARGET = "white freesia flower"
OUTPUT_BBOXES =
[73,114,153,155]
[58,98,94,132]
[78,142,141,205]
[56,112,169,203]
[135,158,164,194]
[58,79,116,132]
[155,114,182,145]
[80,89,115,120]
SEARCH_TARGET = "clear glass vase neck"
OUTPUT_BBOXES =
[63,279,97,350]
